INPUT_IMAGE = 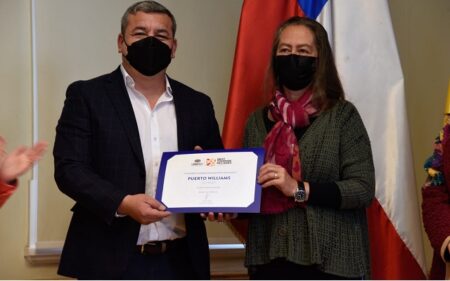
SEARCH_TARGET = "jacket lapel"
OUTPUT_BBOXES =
[105,67,145,170]
[171,79,191,151]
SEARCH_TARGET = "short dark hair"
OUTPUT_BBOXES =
[121,1,177,37]
[268,16,344,111]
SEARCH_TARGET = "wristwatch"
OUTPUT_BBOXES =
[294,181,306,203]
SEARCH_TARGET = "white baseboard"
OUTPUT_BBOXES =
[25,241,248,278]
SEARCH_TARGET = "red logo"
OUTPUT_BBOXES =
[206,158,216,166]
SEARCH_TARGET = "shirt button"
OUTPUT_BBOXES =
[278,227,287,236]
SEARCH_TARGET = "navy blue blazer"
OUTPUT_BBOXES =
[54,67,223,279]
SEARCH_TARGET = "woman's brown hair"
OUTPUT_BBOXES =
[266,16,345,111]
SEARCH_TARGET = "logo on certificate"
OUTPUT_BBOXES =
[217,158,232,165]
[191,157,233,167]
[191,159,203,166]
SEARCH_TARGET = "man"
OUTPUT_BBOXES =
[53,1,223,279]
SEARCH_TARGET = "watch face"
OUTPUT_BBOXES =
[294,189,306,202]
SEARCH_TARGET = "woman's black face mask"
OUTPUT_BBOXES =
[125,36,172,76]
[274,54,317,91]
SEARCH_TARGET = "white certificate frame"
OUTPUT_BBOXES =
[155,148,264,213]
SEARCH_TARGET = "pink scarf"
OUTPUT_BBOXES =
[261,89,317,214]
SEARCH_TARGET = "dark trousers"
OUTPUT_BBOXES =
[120,239,196,280]
[249,258,354,280]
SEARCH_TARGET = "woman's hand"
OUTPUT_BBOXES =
[258,163,298,197]
[0,137,47,183]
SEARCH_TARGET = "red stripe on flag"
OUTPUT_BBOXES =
[222,0,303,149]
[367,199,427,279]
[224,0,302,245]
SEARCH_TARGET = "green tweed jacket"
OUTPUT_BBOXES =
[243,100,375,278]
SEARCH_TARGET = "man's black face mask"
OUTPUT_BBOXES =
[125,36,172,76]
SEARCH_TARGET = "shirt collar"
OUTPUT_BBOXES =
[120,65,173,100]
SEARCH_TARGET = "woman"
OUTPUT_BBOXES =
[422,116,450,279]
[243,16,375,279]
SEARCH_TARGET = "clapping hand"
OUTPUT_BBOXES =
[0,137,48,183]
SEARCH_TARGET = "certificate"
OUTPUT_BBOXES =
[155,148,264,213]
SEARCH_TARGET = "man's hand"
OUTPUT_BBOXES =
[117,194,170,225]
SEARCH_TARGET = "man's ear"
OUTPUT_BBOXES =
[171,38,177,59]
[117,33,126,54]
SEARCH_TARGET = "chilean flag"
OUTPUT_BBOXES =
[223,0,427,279]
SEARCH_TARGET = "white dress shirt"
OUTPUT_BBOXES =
[120,66,186,244]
